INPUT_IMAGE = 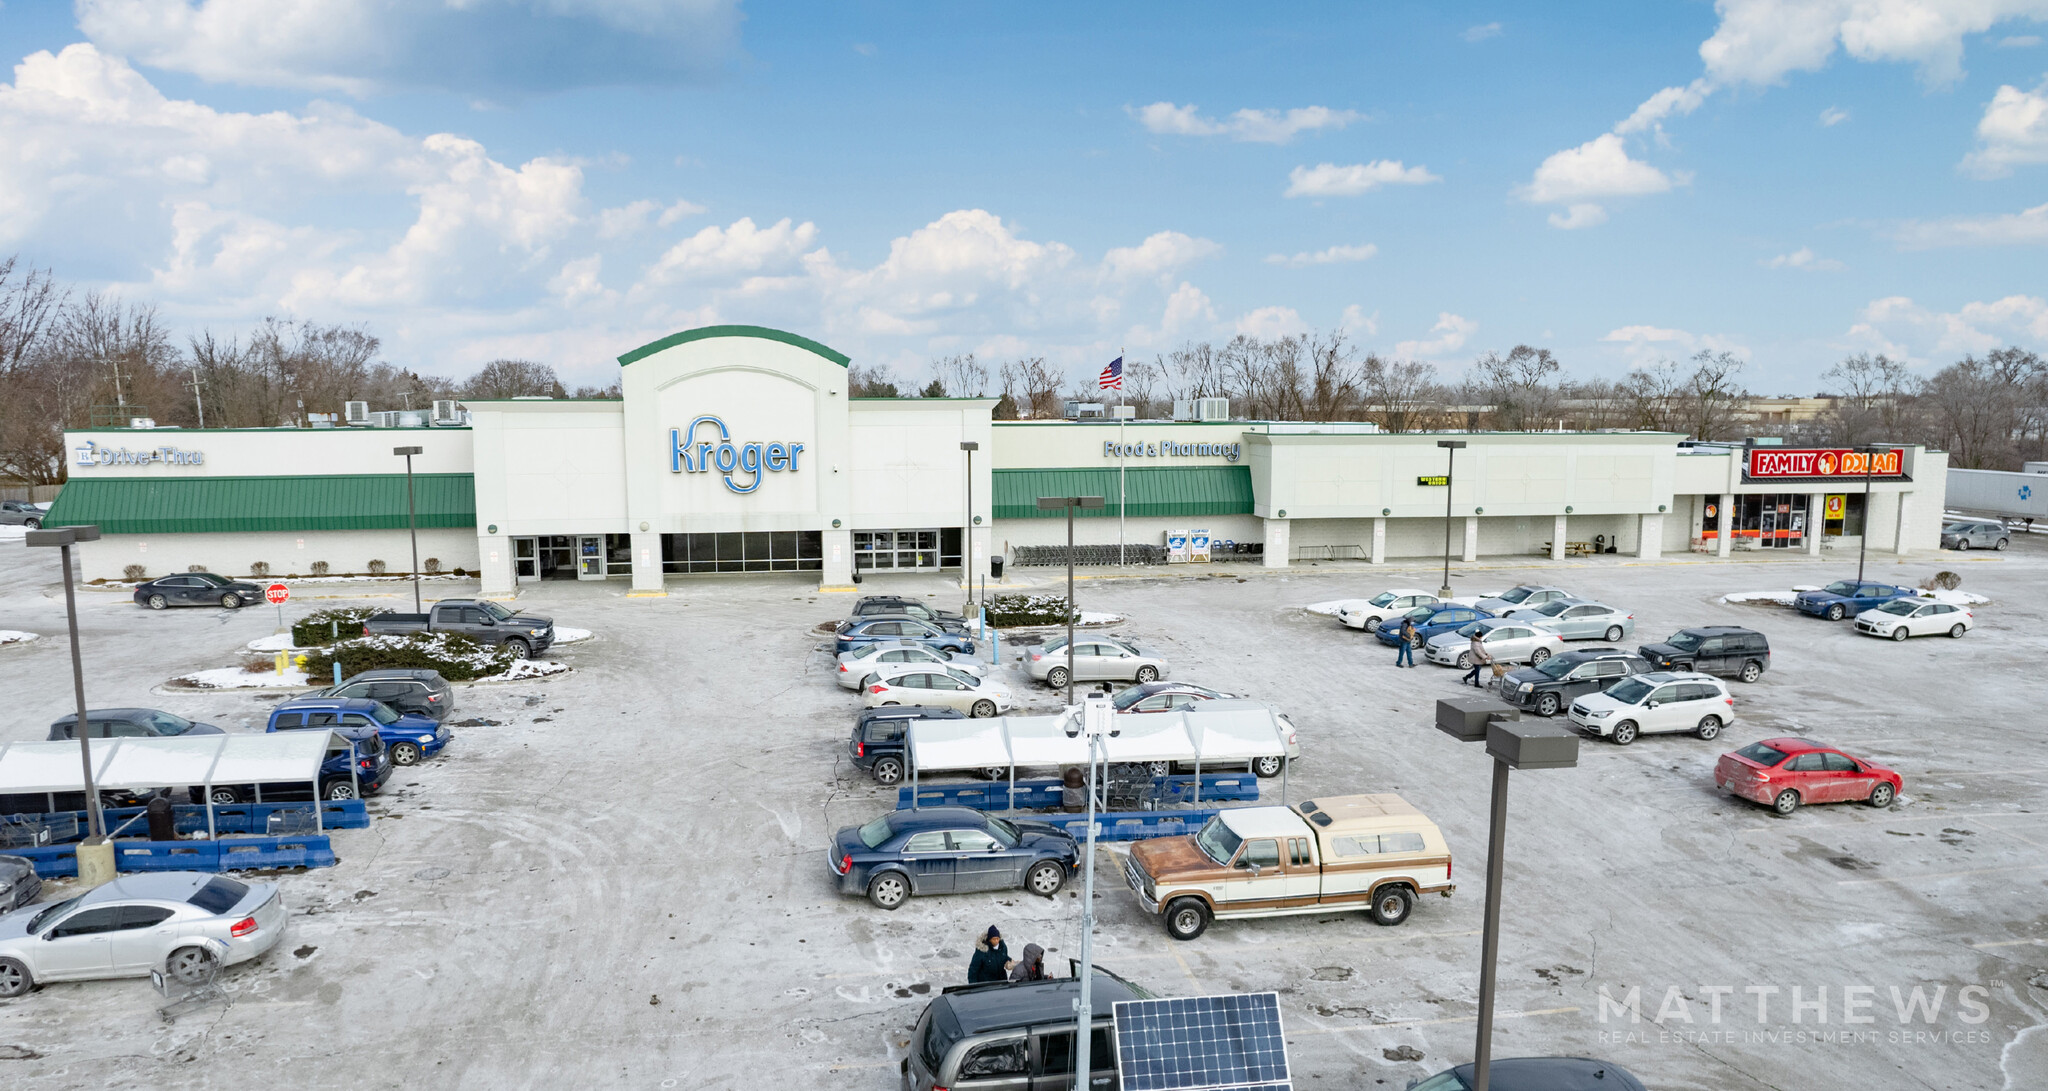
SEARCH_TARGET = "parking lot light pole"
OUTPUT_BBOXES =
[394,446,424,612]
[1434,697,1579,1091]
[1855,444,1886,586]
[961,441,979,614]
[26,524,106,840]
[1437,440,1465,598]
[1069,694,1116,1091]
[1037,495,1106,706]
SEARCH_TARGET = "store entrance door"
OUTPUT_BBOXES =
[540,536,577,579]
[576,535,605,579]
[512,537,540,582]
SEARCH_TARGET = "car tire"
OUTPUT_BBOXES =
[1364,617,1382,633]
[980,766,1009,781]
[1163,897,1210,941]
[970,699,997,718]
[219,592,242,609]
[0,957,33,998]
[22,518,39,530]
[871,756,904,785]
[1825,604,1846,621]
[868,872,910,910]
[505,639,532,660]
[1368,885,1414,926]
[1995,538,2009,551]
[1536,693,1561,717]
[1147,761,1170,778]
[207,786,242,805]
[1456,652,1472,669]
[165,946,218,985]
[1530,647,1551,665]
[1773,789,1801,816]
[1949,623,1967,639]
[390,741,421,766]
[1135,665,1160,683]
[1611,720,1639,746]
[1604,625,1624,642]
[147,594,168,610]
[1738,660,1763,683]
[1868,782,1896,808]
[1025,861,1065,897]
[1046,666,1070,688]
[1252,755,1284,778]
[1890,626,1909,642]
[321,779,358,801]
[1953,539,1968,551]
[1695,715,1722,740]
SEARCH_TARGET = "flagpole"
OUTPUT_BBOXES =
[1118,347,1126,567]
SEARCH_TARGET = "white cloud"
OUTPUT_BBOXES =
[1339,304,1378,336]
[1960,77,2048,178]
[1393,312,1476,359]
[1600,324,1751,363]
[1614,79,1713,135]
[1235,306,1305,339]
[595,197,704,239]
[1284,161,1439,198]
[643,216,819,285]
[1463,22,1503,42]
[1698,0,2048,88]
[1547,203,1609,230]
[1891,201,2048,247]
[1819,105,1850,126]
[1846,293,2048,359]
[1765,246,1844,270]
[1264,243,1377,266]
[2000,34,2043,46]
[75,0,743,96]
[1130,101,1361,144]
[1102,231,1220,279]
[1159,282,1215,337]
[549,255,608,305]
[1524,134,1676,204]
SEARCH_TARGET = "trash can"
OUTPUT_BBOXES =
[146,794,176,842]
[991,555,1005,579]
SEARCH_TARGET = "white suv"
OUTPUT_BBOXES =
[1567,671,1734,746]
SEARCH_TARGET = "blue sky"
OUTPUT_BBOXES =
[1,1,2044,394]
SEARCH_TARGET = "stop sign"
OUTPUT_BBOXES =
[264,583,290,606]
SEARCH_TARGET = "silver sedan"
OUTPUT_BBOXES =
[0,872,286,997]
[1507,598,1636,642]
[835,640,987,690]
[1024,635,1169,688]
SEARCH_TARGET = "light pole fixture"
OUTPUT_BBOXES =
[961,441,979,613]
[394,446,424,612]
[1437,440,1467,598]
[1067,693,1118,1091]
[1435,696,1579,1091]
[1855,444,1888,586]
[1036,494,1106,705]
[26,524,107,841]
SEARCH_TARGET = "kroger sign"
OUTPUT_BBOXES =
[670,415,803,494]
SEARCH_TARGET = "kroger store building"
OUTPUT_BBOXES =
[45,326,1951,594]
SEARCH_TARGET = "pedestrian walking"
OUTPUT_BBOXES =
[1461,631,1492,687]
[967,925,1012,984]
[1008,942,1048,982]
[1394,617,1418,668]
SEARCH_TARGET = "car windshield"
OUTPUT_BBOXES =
[478,600,514,621]
[1193,816,1243,866]
[148,711,196,734]
[1607,678,1654,704]
[1528,601,1572,617]
[27,895,83,932]
[945,669,980,687]
[1822,580,1858,596]
[1111,688,1152,710]
[985,817,1020,847]
[1496,587,1535,604]
[856,816,893,849]
[368,703,401,725]
[1039,636,1069,653]
[1534,656,1577,679]
[1367,592,1399,607]
[1663,631,1701,651]
[1735,742,1788,766]
[1874,600,1918,616]
[188,876,250,914]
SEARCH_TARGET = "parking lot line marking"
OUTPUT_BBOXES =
[1969,938,2047,948]
[1292,1005,1580,1035]
[1838,862,2048,886]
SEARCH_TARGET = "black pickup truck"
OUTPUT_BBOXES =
[363,599,556,658]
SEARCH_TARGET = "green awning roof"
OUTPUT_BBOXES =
[42,474,476,535]
[993,466,1254,519]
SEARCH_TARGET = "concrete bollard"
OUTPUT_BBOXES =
[76,837,116,888]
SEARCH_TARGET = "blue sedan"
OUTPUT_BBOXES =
[1376,604,1493,646]
[1793,580,1917,621]
[833,617,975,656]
[829,806,1078,909]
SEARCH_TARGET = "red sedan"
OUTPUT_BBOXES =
[1715,737,1902,815]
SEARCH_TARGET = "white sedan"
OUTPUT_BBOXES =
[1334,589,1441,632]
[1853,596,1975,641]
[1423,618,1566,668]
[0,872,286,997]
[861,664,1017,717]
[835,640,986,690]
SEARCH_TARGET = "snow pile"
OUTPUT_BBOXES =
[173,666,311,689]
[1916,588,1990,605]
[1302,601,1348,616]
[0,630,38,647]
[493,659,570,681]
[245,633,305,652]
[1722,591,1797,606]
[552,626,593,644]
[1078,612,1126,626]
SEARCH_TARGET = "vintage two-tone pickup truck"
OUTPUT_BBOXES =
[1121,793,1453,940]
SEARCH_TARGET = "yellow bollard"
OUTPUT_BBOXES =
[275,650,288,675]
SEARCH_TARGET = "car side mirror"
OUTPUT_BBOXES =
[481,617,496,626]
[1646,701,1659,709]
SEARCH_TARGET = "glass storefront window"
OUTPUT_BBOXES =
[660,532,821,574]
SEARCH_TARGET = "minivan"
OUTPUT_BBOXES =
[1636,626,1770,682]
[903,966,1155,1091]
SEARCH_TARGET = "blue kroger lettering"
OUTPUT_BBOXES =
[670,415,802,494]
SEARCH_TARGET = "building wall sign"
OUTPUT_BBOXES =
[73,441,204,468]
[1746,447,1902,479]
[1104,440,1242,463]
[670,414,804,494]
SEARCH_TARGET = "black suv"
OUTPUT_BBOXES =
[849,705,964,784]
[904,966,1153,1091]
[1498,648,1652,717]
[850,596,968,633]
[319,669,455,722]
[1637,626,1771,682]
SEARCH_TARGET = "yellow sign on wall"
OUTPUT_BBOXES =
[1824,494,1845,519]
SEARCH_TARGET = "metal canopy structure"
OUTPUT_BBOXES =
[906,703,1289,773]
[0,733,355,837]
[1112,992,1292,1091]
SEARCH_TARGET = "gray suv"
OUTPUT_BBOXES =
[1941,519,2009,551]
[904,966,1153,1091]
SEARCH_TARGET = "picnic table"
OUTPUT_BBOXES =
[1542,541,1597,557]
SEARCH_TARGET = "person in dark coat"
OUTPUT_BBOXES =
[1008,942,1048,983]
[1394,617,1419,668]
[967,926,1012,983]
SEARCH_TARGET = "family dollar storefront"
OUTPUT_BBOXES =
[1673,442,1947,557]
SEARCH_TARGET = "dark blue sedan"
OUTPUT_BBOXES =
[1376,604,1493,646]
[832,617,975,656]
[830,806,1078,909]
[1793,580,1917,621]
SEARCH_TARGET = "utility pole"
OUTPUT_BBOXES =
[188,370,206,429]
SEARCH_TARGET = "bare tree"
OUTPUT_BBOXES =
[1616,359,1684,431]
[1675,349,1748,441]
[1358,354,1438,432]
[845,363,899,398]
[1817,352,1916,446]
[461,358,564,401]
[929,353,990,397]
[1475,344,1563,430]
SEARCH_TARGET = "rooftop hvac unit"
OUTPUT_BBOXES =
[371,411,402,428]
[431,400,463,425]
[1195,397,1229,421]
[1110,405,1136,419]
[1063,401,1106,419]
[344,401,371,425]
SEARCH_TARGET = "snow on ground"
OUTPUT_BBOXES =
[492,660,571,681]
[1302,600,1349,615]
[0,525,27,541]
[1722,591,1798,606]
[245,633,304,652]
[552,626,593,644]
[1077,612,1125,626]
[172,666,311,689]
[0,630,38,646]
[1917,588,1991,605]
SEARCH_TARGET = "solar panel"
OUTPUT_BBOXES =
[1112,991,1291,1091]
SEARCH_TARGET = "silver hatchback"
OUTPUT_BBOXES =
[1941,519,2009,551]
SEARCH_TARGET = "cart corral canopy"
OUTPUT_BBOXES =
[0,732,348,795]
[908,701,1292,774]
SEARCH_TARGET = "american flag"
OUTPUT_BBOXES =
[1098,356,1123,390]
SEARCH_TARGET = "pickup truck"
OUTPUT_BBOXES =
[364,599,555,658]
[1122,794,1453,940]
